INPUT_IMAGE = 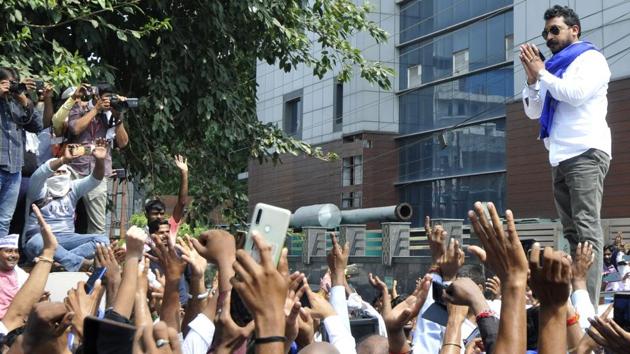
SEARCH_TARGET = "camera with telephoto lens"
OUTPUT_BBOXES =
[109,95,139,111]
[8,80,27,94]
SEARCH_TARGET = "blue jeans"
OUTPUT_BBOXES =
[25,231,109,271]
[0,170,21,237]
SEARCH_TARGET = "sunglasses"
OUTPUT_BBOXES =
[541,25,568,39]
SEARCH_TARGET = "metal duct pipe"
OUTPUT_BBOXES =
[340,203,413,224]
[290,204,342,228]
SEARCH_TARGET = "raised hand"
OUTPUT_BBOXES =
[467,201,527,354]
[467,202,528,285]
[64,280,102,339]
[95,243,121,285]
[425,216,446,263]
[438,237,465,281]
[586,305,630,354]
[528,244,572,308]
[126,226,148,259]
[22,302,74,354]
[176,235,207,280]
[443,277,489,316]
[327,232,349,286]
[191,229,236,266]
[304,282,336,320]
[572,241,593,291]
[92,137,108,160]
[485,276,501,300]
[213,292,255,354]
[231,232,288,340]
[150,234,186,281]
[174,155,188,173]
[133,321,182,354]
[32,204,58,259]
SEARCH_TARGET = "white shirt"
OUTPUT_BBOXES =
[346,292,388,337]
[181,313,215,354]
[522,45,611,166]
[323,315,357,354]
[571,289,595,330]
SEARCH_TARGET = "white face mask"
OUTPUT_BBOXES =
[46,174,71,197]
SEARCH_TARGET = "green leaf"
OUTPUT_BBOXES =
[116,30,128,41]
[89,19,99,28]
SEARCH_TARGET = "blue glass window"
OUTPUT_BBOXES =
[399,120,506,182]
[399,12,514,90]
[399,67,513,134]
[399,173,506,226]
[400,0,512,43]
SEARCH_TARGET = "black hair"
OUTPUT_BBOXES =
[0,68,16,81]
[526,306,540,350]
[457,264,486,286]
[390,294,408,308]
[544,5,581,38]
[148,218,169,234]
[144,199,166,216]
[96,82,115,96]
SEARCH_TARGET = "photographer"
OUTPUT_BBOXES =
[0,68,43,238]
[66,83,129,234]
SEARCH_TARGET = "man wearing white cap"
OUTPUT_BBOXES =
[0,234,28,320]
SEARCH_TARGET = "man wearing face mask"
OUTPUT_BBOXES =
[520,5,611,305]
[22,139,110,271]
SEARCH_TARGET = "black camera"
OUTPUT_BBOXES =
[80,86,97,102]
[9,80,27,94]
[109,95,139,111]
[34,80,45,94]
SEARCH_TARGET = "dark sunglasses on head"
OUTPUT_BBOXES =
[541,25,567,39]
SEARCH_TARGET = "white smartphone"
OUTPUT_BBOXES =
[245,203,291,266]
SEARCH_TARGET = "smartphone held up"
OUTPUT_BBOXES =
[244,203,291,266]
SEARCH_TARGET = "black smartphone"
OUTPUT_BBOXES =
[85,267,107,294]
[613,292,630,331]
[83,315,136,354]
[230,288,253,327]
[432,280,446,306]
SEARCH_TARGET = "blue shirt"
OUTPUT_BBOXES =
[24,159,101,236]
[0,97,43,174]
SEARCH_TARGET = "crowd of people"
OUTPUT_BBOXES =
[1,200,630,354]
[2,3,630,354]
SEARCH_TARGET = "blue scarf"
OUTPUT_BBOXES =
[539,41,598,139]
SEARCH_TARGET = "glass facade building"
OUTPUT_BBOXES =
[397,0,513,225]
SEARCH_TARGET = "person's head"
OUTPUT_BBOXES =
[615,233,624,247]
[457,264,486,290]
[46,165,71,198]
[604,244,615,266]
[356,335,388,354]
[298,342,340,354]
[0,67,16,97]
[149,219,169,245]
[145,199,166,223]
[543,5,581,54]
[0,234,20,272]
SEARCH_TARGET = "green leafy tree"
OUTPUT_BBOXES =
[0,0,393,225]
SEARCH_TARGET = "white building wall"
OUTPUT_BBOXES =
[513,0,630,97]
[255,0,398,145]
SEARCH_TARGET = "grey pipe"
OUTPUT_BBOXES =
[290,204,342,228]
[340,203,413,224]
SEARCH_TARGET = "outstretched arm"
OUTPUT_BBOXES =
[1,205,58,332]
[172,155,189,223]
